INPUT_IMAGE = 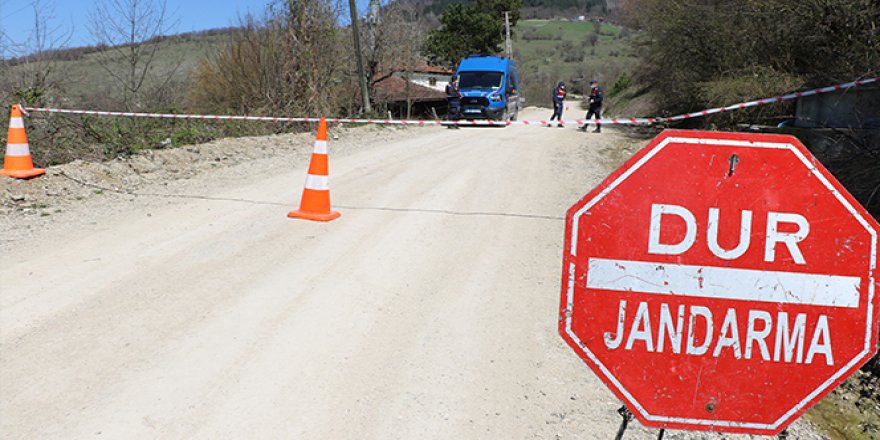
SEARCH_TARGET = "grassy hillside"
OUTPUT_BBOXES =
[0,30,242,166]
[3,17,640,115]
[1,31,232,109]
[513,19,640,114]
[418,0,610,19]
[0,16,643,167]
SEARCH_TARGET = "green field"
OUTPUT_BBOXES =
[0,17,644,166]
[2,18,639,114]
[1,32,231,110]
[513,19,640,113]
[0,32,237,165]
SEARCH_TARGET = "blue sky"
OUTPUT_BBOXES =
[1,0,375,57]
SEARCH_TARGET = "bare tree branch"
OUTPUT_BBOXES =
[189,0,345,117]
[0,0,7,62]
[4,0,72,105]
[88,0,179,111]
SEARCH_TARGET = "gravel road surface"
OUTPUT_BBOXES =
[0,108,824,439]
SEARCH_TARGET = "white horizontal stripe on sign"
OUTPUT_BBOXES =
[586,258,860,308]
[9,118,24,129]
[6,143,30,156]
[313,140,328,154]
[304,174,329,190]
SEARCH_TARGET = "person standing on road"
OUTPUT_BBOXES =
[579,80,604,133]
[548,81,566,127]
[445,75,463,129]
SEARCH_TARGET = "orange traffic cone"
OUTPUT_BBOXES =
[2,104,45,179]
[288,118,341,222]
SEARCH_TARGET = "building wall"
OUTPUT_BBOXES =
[394,72,449,92]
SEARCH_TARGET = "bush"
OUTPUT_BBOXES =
[521,70,554,109]
[630,0,880,121]
[609,71,631,97]
[189,0,347,118]
[521,28,539,41]
[556,41,586,62]
[171,124,218,147]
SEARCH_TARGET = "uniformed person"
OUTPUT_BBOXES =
[549,81,566,127]
[579,80,604,133]
[445,75,463,129]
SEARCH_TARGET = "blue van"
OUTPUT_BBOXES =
[455,55,520,121]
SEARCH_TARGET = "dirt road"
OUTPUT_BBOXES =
[0,109,822,439]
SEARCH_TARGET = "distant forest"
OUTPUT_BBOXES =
[416,0,609,19]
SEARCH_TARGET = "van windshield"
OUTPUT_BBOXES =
[458,71,504,90]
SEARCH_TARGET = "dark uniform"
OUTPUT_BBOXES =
[549,81,566,127]
[581,82,604,133]
[446,77,462,129]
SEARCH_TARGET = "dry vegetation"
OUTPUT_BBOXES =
[620,0,880,123]
[0,0,427,166]
[189,1,349,117]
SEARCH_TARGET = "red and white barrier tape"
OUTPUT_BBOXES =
[21,77,878,127]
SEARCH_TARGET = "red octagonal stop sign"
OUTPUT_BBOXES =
[559,130,879,435]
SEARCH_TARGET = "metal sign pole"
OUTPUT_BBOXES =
[614,405,667,439]
[614,405,633,440]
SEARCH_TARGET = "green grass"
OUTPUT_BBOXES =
[0,32,237,165]
[1,32,231,108]
[807,398,879,440]
[518,19,620,39]
[805,372,880,440]
[4,19,636,114]
[513,19,640,112]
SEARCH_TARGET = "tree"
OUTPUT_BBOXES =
[627,0,880,116]
[362,0,426,117]
[189,0,346,117]
[88,0,177,111]
[0,0,7,59]
[423,0,522,68]
[348,0,371,113]
[0,0,75,166]
[6,0,70,105]
[0,1,10,94]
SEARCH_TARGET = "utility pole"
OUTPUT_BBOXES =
[366,0,381,50]
[349,0,372,114]
[504,11,513,59]
[365,0,381,102]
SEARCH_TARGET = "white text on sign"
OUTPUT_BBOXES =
[583,203,865,366]
[648,203,810,264]
[601,300,834,365]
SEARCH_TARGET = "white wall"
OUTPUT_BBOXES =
[394,72,449,91]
